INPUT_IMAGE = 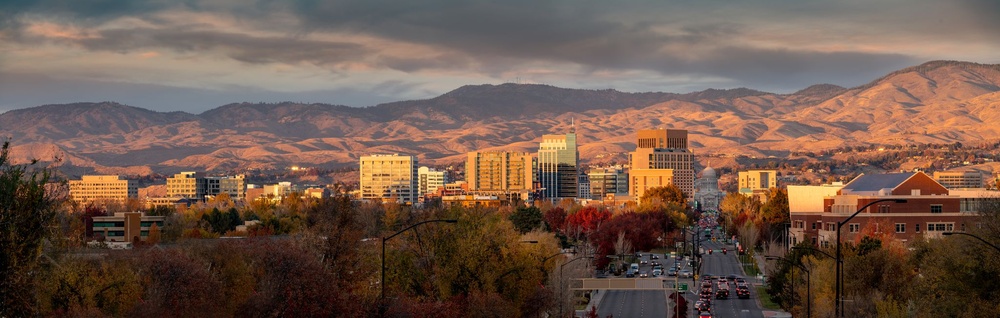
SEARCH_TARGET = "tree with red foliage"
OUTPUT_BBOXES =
[590,212,668,268]
[544,207,567,235]
[564,207,611,240]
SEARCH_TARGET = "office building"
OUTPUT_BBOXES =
[68,175,138,204]
[629,129,695,199]
[538,133,579,199]
[166,172,246,202]
[90,212,166,242]
[418,166,448,197]
[933,171,985,189]
[738,170,777,201]
[359,154,418,204]
[588,166,629,200]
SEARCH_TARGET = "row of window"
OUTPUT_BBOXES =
[798,220,963,234]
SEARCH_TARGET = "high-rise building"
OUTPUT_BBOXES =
[418,166,448,197]
[578,173,591,200]
[359,154,418,204]
[538,133,578,199]
[68,175,138,204]
[588,166,629,200]
[629,129,695,199]
[466,151,534,192]
[933,171,985,189]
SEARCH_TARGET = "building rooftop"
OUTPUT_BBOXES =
[841,172,915,193]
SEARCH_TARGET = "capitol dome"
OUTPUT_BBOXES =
[701,166,717,179]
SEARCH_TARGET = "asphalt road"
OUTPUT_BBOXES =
[694,239,764,318]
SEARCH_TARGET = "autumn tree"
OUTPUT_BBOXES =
[639,184,687,210]
[0,141,61,316]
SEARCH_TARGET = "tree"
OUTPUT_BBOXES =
[0,141,61,316]
[510,206,543,234]
[639,185,687,210]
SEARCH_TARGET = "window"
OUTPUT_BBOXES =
[849,223,860,233]
[895,223,906,233]
[811,223,817,230]
[878,205,891,213]
[930,204,943,213]
[915,224,920,232]
[928,223,955,232]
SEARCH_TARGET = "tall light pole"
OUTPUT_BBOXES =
[381,219,458,306]
[942,232,1000,253]
[835,198,905,318]
[559,255,593,318]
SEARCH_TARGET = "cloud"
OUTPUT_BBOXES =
[1,0,998,112]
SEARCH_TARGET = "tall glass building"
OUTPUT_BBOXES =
[537,133,579,200]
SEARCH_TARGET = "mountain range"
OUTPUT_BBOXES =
[2,60,999,177]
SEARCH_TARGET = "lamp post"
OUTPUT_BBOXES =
[835,198,905,318]
[559,255,594,318]
[942,232,1000,253]
[766,256,811,318]
[381,219,458,304]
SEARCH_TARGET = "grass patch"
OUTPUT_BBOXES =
[756,286,781,310]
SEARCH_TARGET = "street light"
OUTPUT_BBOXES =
[381,219,458,304]
[559,255,594,318]
[835,198,905,318]
[942,232,1000,253]
[766,256,811,318]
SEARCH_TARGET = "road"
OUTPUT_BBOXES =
[595,231,766,318]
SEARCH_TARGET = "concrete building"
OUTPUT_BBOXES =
[788,172,983,247]
[418,166,448,197]
[91,212,166,243]
[738,170,777,201]
[933,170,985,189]
[694,166,725,211]
[68,175,138,205]
[466,151,534,192]
[166,172,246,202]
[538,133,579,200]
[588,166,629,200]
[359,154,418,204]
[629,129,695,199]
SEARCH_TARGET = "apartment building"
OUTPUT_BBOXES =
[418,166,448,197]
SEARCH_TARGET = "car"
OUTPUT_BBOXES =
[699,312,713,318]
[735,277,746,284]
[640,259,648,265]
[722,248,727,254]
[717,278,728,286]
[695,300,711,313]
[667,268,677,276]
[626,271,635,278]
[736,285,751,299]
[652,269,662,277]
[680,269,693,278]
[715,288,729,299]
[640,271,650,278]
[651,254,659,259]
[651,261,661,267]
[727,274,738,280]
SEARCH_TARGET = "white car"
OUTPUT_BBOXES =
[680,269,693,278]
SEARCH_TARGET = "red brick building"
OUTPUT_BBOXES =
[789,172,988,247]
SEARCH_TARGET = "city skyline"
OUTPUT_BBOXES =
[3,0,1000,113]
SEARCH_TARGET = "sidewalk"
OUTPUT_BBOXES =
[576,289,607,317]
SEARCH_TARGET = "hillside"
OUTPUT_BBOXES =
[1,60,998,176]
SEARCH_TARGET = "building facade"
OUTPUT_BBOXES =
[629,129,695,199]
[933,171,985,189]
[466,151,534,192]
[738,170,777,201]
[788,172,983,247]
[91,212,166,242]
[588,166,629,200]
[537,133,579,200]
[694,166,725,211]
[166,172,246,201]
[68,175,138,204]
[418,166,448,197]
[359,154,418,204]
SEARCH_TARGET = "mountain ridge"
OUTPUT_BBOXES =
[1,60,998,175]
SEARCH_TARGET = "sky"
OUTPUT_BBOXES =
[2,0,999,114]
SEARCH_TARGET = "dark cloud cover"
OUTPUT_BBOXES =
[1,0,998,112]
